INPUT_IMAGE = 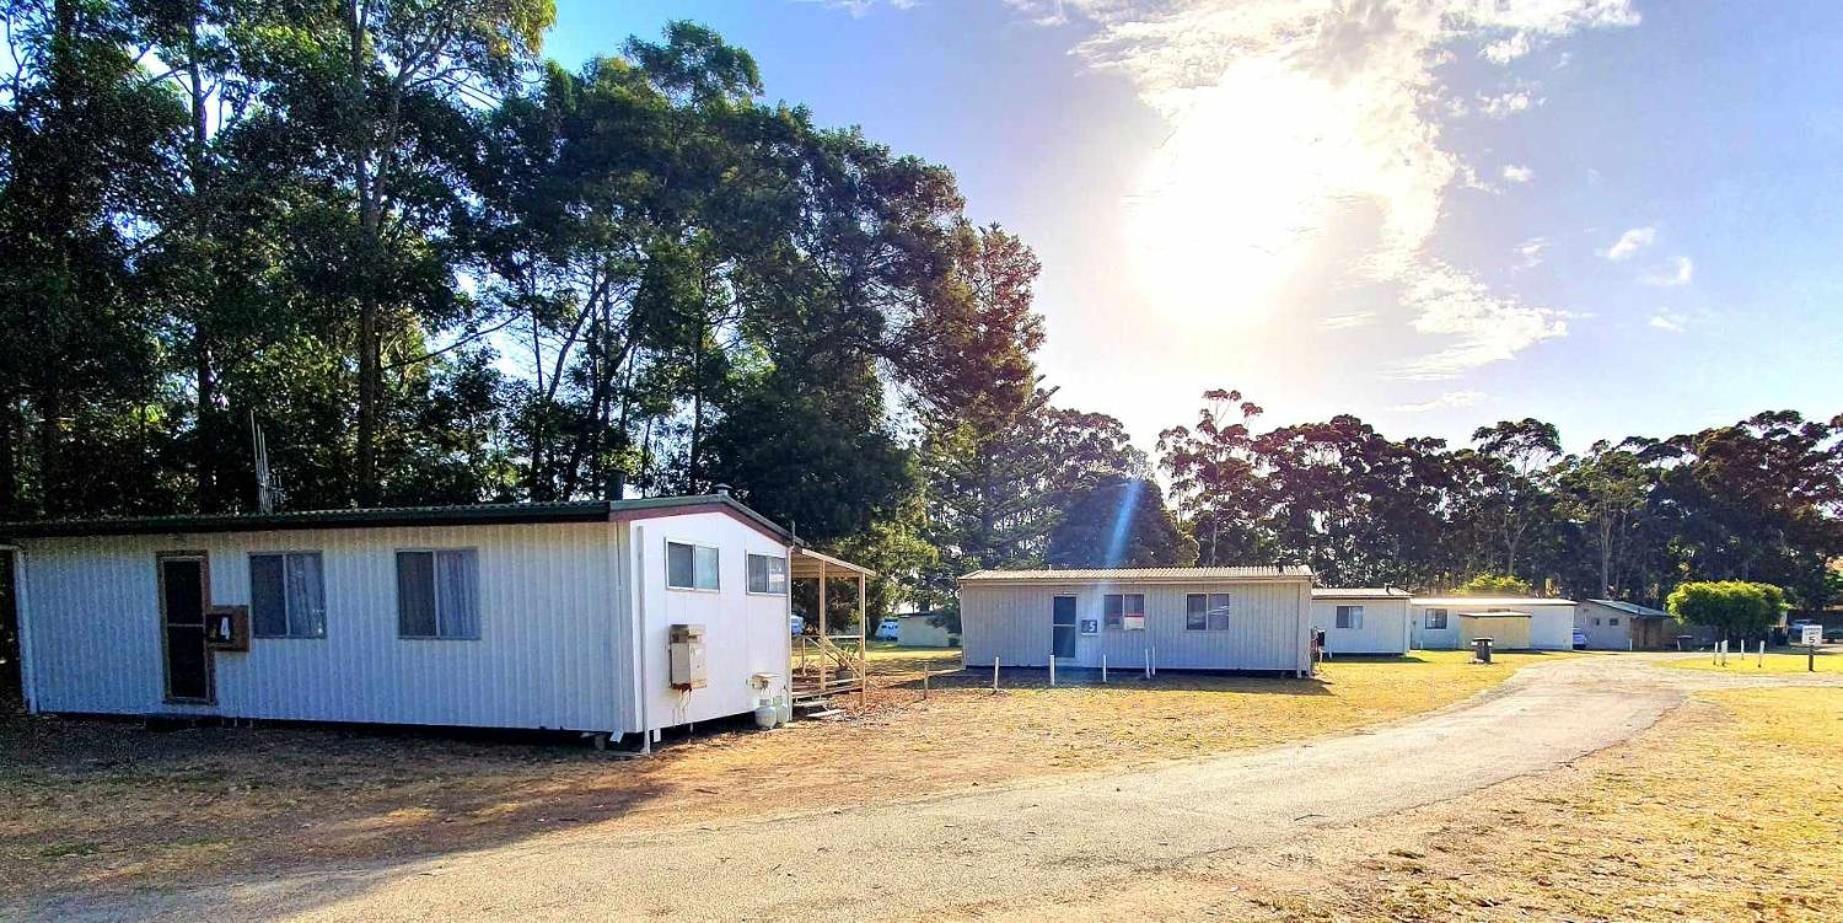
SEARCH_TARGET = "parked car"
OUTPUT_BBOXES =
[1572,628,1588,650]
[790,613,806,636]
[875,617,900,641]
[1788,619,1819,642]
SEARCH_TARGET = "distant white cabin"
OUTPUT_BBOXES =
[895,613,952,648]
[958,566,1314,676]
[1310,587,1412,655]
[1578,599,1677,650]
[1,493,815,741]
[1410,596,1577,651]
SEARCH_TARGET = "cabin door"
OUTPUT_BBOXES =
[1051,596,1078,659]
[157,553,213,703]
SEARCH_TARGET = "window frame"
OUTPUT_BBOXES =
[394,547,482,641]
[665,540,721,592]
[1102,592,1147,631]
[746,552,788,595]
[1335,604,1365,630]
[1425,608,1449,630]
[1185,593,1232,631]
[248,550,327,640]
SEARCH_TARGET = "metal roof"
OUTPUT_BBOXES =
[0,493,796,542]
[1585,599,1671,618]
[960,565,1312,585]
[1312,587,1412,599]
[1412,596,1577,607]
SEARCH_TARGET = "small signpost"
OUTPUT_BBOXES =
[1801,624,1823,672]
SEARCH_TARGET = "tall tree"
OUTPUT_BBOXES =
[1046,475,1196,569]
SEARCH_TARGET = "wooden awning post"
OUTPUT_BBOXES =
[818,559,828,691]
[858,573,868,707]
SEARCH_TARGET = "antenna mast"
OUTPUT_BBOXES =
[250,411,284,514]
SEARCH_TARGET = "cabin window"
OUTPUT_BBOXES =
[1609,616,1620,626]
[250,552,325,639]
[1425,608,1448,630]
[747,553,787,594]
[667,541,719,591]
[1186,593,1231,630]
[1335,605,1364,630]
[1103,593,1145,630]
[396,550,480,639]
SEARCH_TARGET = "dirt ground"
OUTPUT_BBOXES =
[0,649,1565,903]
[978,685,1843,922]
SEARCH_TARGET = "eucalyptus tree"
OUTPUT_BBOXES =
[242,0,553,502]
[0,0,188,516]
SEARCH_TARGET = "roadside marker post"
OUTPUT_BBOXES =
[1101,655,1108,684]
[993,656,1001,692]
[1049,656,1056,687]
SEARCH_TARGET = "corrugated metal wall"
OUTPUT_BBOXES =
[1310,598,1411,654]
[628,512,792,733]
[20,523,627,732]
[961,580,1309,673]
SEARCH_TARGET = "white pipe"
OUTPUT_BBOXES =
[1049,655,1056,687]
[1101,655,1108,684]
[1758,640,1766,668]
[992,655,1000,691]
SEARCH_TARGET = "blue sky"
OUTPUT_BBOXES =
[548,0,1843,453]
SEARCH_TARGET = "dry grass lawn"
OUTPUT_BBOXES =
[1028,685,1843,922]
[1666,648,1843,674]
[0,649,1567,903]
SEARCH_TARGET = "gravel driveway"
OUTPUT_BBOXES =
[20,655,1837,921]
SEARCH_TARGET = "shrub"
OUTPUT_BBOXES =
[1455,573,1534,596]
[1666,581,1786,641]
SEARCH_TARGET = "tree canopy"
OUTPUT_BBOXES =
[2,7,1838,622]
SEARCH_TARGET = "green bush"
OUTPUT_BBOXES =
[1666,581,1786,641]
[1454,573,1534,596]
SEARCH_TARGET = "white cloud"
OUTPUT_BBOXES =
[1641,255,1694,287]
[1004,0,1633,372]
[1601,226,1656,261]
[1392,390,1486,412]
[1478,89,1538,118]
[1501,163,1534,183]
[1649,310,1687,332]
[1482,32,1532,64]
[1320,310,1378,330]
[1391,262,1568,380]
[1513,237,1548,269]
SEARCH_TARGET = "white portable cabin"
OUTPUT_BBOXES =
[958,566,1314,677]
[1310,588,1412,655]
[895,613,952,648]
[1409,596,1577,651]
[2,493,807,742]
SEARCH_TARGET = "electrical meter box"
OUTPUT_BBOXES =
[669,623,708,690]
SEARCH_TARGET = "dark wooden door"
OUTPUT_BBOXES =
[158,554,212,702]
[1052,596,1077,659]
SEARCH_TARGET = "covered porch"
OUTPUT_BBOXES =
[790,547,875,710]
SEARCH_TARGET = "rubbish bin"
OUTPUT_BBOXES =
[1473,637,1493,664]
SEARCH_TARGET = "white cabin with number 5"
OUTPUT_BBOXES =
[957,566,1314,676]
[0,490,838,744]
